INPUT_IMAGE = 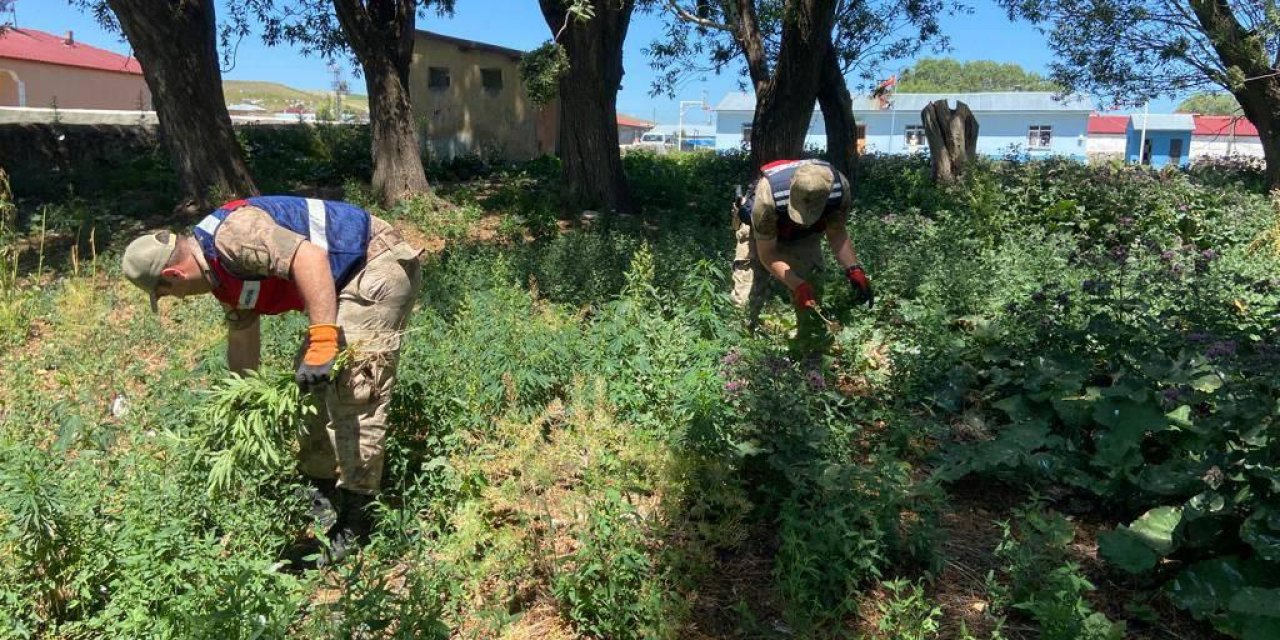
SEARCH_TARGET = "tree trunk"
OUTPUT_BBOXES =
[107,0,256,211]
[747,0,837,168]
[921,99,979,184]
[539,0,635,213]
[1229,80,1280,191]
[1186,0,1280,189]
[332,0,430,208]
[818,46,856,178]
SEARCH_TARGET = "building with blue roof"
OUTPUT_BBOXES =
[713,91,1095,160]
[1125,114,1194,168]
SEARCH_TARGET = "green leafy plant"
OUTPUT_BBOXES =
[874,578,942,640]
[200,369,315,498]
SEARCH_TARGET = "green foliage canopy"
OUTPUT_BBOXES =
[896,58,1059,93]
[1177,92,1241,115]
[648,0,967,97]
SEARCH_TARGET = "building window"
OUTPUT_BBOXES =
[428,67,450,90]
[904,125,925,148]
[742,123,753,149]
[1028,125,1052,148]
[481,68,503,93]
[1169,138,1184,165]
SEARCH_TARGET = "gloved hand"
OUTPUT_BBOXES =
[296,324,344,391]
[845,264,874,308]
[791,281,818,311]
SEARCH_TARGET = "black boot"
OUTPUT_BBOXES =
[320,489,375,567]
[303,478,340,531]
[283,478,340,571]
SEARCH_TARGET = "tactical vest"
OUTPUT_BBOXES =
[737,159,844,240]
[193,196,372,315]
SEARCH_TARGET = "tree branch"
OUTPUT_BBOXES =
[664,0,733,31]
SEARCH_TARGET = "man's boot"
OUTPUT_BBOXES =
[320,489,375,567]
[283,478,339,570]
[304,478,340,531]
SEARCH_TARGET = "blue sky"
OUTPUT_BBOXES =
[16,0,1179,123]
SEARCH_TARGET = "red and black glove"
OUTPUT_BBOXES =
[296,324,345,391]
[791,281,818,311]
[845,264,874,308]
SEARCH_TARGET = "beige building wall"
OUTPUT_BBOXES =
[0,58,150,110]
[408,32,557,162]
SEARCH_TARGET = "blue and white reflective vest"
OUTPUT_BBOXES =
[737,159,845,240]
[192,196,372,315]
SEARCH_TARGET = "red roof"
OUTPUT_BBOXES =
[0,28,142,75]
[1193,115,1258,138]
[1088,114,1128,135]
[617,114,654,128]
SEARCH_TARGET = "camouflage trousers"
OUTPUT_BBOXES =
[297,242,422,495]
[730,222,829,353]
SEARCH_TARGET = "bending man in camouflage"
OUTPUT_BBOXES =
[732,159,873,351]
[122,196,422,563]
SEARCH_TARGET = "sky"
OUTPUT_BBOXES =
[12,0,1180,123]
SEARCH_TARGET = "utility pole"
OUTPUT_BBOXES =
[1136,101,1150,165]
[328,62,348,122]
[0,0,17,27]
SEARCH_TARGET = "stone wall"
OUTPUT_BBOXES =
[0,122,174,200]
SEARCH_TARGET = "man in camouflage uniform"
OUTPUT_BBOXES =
[733,159,873,350]
[121,196,422,563]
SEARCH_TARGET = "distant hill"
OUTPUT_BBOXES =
[223,80,369,115]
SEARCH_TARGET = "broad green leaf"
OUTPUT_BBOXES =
[1167,558,1250,619]
[993,395,1036,423]
[1229,587,1280,617]
[1242,617,1280,640]
[1052,396,1094,429]
[1137,461,1205,496]
[1191,374,1223,393]
[1092,398,1168,469]
[1099,528,1160,574]
[1130,506,1182,555]
[1100,506,1182,574]
[1242,510,1280,562]
[1166,405,1193,429]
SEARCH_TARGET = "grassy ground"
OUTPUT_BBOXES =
[2,154,1276,638]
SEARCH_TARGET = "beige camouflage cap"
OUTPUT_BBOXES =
[121,231,177,312]
[787,163,835,227]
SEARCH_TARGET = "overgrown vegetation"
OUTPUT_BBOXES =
[1,150,1277,638]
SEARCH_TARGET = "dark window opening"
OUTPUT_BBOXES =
[428,67,450,90]
[481,68,503,93]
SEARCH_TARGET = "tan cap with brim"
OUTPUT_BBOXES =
[787,163,835,227]
[121,231,178,312]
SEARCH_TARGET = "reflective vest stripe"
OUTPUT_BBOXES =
[306,199,329,251]
[238,280,261,309]
[196,214,221,237]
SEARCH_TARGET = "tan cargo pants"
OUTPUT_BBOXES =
[298,242,422,494]
[730,221,829,353]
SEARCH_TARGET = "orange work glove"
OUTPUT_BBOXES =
[791,281,818,311]
[296,324,344,390]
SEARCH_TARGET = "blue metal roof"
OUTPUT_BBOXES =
[1128,114,1195,131]
[713,91,1094,113]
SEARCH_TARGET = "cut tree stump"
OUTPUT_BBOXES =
[921,99,979,184]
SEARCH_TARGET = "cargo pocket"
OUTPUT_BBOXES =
[336,361,378,406]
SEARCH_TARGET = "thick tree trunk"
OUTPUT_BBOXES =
[332,0,429,208]
[921,99,979,184]
[107,0,256,211]
[818,47,856,178]
[1187,0,1280,190]
[540,0,635,213]
[1230,81,1280,191]
[747,0,836,168]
